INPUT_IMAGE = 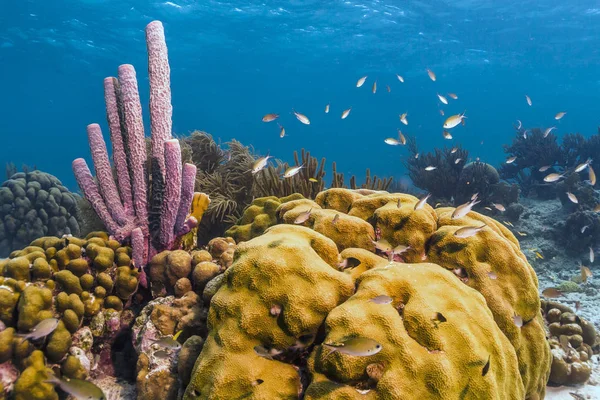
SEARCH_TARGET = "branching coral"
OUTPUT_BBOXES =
[187,134,255,242]
[253,149,326,199]
[500,128,600,198]
[404,136,468,200]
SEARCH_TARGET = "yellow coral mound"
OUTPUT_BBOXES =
[189,188,551,399]
[307,260,524,399]
[184,225,355,399]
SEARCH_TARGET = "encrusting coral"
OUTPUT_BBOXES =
[186,188,551,399]
[0,170,81,257]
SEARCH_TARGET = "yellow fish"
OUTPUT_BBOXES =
[443,111,467,129]
[180,192,210,250]
[372,81,377,94]
[535,251,544,260]
[356,75,367,87]
[309,178,319,183]
[517,232,527,237]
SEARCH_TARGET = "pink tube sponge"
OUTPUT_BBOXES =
[73,21,198,284]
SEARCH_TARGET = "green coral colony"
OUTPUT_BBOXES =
[0,20,597,400]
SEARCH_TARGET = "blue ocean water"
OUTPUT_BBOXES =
[1,0,600,191]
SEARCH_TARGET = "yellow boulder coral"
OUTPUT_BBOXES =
[184,225,355,399]
[217,188,551,399]
[224,194,304,242]
[307,262,524,399]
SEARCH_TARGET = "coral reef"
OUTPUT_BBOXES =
[189,188,551,399]
[224,194,305,242]
[72,21,199,286]
[404,137,467,201]
[500,128,600,199]
[185,132,255,242]
[541,300,596,386]
[0,171,80,257]
[0,232,140,398]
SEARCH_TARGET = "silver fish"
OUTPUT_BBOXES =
[575,158,592,173]
[292,110,310,125]
[370,295,393,304]
[283,165,304,178]
[294,208,312,225]
[254,345,282,360]
[454,224,486,238]
[451,198,480,220]
[414,194,431,210]
[590,247,595,263]
[252,155,272,174]
[566,192,578,204]
[491,203,505,212]
[543,173,565,183]
[581,225,590,234]
[152,336,181,350]
[45,374,106,400]
[543,126,556,138]
[323,337,382,357]
[16,317,59,343]
[425,166,437,171]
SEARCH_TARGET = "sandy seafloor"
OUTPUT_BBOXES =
[501,197,600,399]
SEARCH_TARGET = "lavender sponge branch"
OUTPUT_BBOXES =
[72,21,199,292]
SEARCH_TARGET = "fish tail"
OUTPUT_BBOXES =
[322,344,337,358]
[14,334,29,345]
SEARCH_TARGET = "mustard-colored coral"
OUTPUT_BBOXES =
[207,188,551,399]
[184,225,355,399]
[13,351,57,400]
[224,194,304,242]
[0,232,140,399]
[307,262,524,399]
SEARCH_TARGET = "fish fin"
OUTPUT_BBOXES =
[14,334,29,346]
[322,344,337,359]
[173,330,184,341]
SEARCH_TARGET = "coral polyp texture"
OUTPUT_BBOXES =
[0,171,80,257]
[72,21,199,284]
[0,232,138,398]
[541,300,597,385]
[187,188,551,399]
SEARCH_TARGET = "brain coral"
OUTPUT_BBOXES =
[197,188,551,399]
[0,171,80,257]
